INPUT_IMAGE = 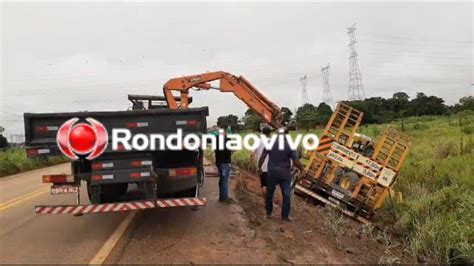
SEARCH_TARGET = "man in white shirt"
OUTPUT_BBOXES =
[252,127,271,197]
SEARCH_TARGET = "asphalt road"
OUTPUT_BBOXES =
[0,163,127,264]
[106,166,282,264]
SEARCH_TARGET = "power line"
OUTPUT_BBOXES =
[362,48,472,60]
[359,39,472,49]
[363,33,473,44]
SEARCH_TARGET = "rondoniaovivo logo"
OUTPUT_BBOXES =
[57,117,108,160]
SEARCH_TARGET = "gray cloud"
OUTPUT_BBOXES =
[1,2,472,138]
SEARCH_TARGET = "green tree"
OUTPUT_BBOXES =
[280,107,293,125]
[0,134,8,149]
[347,98,383,124]
[217,114,241,132]
[315,102,332,126]
[242,108,262,131]
[393,91,409,101]
[459,96,474,111]
[295,103,318,130]
[389,92,410,113]
[409,92,446,116]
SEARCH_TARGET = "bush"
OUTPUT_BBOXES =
[232,150,255,171]
[435,138,457,159]
[461,125,474,135]
[412,123,430,131]
[0,134,8,149]
[0,149,68,177]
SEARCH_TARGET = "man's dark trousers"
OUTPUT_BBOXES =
[265,174,291,219]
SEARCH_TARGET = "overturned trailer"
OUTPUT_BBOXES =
[295,103,411,223]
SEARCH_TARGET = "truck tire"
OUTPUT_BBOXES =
[338,171,359,192]
[179,186,197,198]
[333,167,345,183]
[88,184,101,204]
[140,181,155,201]
[97,184,128,203]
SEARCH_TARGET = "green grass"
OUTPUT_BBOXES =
[0,149,68,177]
[215,111,473,263]
[375,112,474,263]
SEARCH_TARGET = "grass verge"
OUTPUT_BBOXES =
[208,111,473,263]
[0,149,68,177]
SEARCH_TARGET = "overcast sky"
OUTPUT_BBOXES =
[1,2,472,139]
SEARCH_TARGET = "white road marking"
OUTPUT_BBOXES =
[88,211,137,265]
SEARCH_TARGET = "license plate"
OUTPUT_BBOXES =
[331,189,345,199]
[51,185,79,195]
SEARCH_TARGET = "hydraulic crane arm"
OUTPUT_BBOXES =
[162,71,284,128]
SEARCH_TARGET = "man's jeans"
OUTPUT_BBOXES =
[217,163,231,200]
[265,175,291,219]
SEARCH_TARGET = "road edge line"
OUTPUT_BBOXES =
[0,187,49,212]
[88,210,137,265]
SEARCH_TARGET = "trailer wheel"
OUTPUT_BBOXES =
[339,171,359,192]
[290,167,301,191]
[333,167,344,182]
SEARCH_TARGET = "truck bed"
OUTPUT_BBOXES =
[24,107,209,147]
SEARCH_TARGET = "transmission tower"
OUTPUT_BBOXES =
[347,23,365,101]
[321,63,334,108]
[300,74,309,105]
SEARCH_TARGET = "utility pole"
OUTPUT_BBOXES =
[300,74,309,105]
[347,23,365,101]
[321,63,334,109]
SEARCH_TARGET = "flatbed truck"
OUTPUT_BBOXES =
[24,95,209,214]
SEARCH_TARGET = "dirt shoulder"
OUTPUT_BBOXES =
[236,168,413,264]
[107,165,411,264]
[106,168,281,264]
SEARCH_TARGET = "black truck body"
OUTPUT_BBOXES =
[24,96,209,206]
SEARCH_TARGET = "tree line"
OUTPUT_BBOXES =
[216,93,474,132]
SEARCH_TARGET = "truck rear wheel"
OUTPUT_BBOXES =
[88,184,101,204]
[88,183,128,203]
[101,184,128,203]
[139,181,156,201]
[183,186,198,197]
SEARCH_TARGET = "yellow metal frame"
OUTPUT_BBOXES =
[302,103,411,214]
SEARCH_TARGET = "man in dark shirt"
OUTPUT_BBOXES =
[215,129,234,203]
[258,128,304,222]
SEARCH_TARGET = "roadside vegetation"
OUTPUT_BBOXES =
[373,111,474,263]
[0,149,68,177]
[208,111,473,263]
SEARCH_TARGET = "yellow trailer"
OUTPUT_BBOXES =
[295,103,411,222]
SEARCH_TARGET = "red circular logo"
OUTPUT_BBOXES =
[69,124,97,154]
[57,117,108,160]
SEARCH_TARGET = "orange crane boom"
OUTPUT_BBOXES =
[162,71,284,128]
